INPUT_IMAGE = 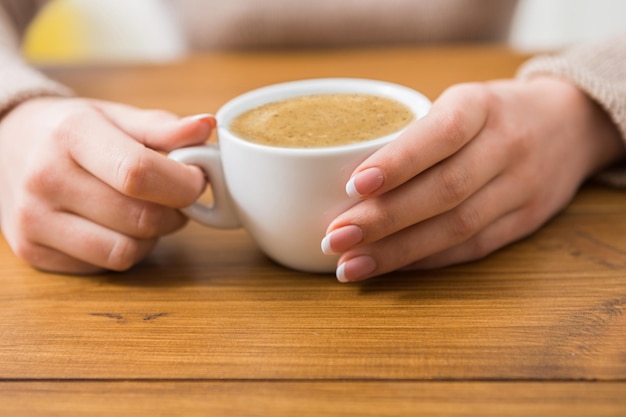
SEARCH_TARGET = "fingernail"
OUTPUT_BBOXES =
[346,167,384,198]
[336,255,377,283]
[321,225,363,255]
[185,113,217,128]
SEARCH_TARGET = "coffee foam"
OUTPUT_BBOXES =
[229,93,414,148]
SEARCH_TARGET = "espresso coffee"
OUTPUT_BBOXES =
[229,93,414,148]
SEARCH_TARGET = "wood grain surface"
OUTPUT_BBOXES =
[1,46,624,416]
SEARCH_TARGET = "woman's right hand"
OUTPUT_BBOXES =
[0,97,214,273]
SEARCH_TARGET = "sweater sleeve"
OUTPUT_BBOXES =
[517,35,626,140]
[516,35,626,186]
[0,0,72,117]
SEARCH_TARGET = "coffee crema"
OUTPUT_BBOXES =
[229,93,414,148]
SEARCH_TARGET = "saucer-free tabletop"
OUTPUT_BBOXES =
[1,46,625,416]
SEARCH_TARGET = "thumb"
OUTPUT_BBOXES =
[90,100,216,151]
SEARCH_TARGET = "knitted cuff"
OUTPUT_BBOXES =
[516,36,626,187]
[516,35,626,141]
[0,55,73,117]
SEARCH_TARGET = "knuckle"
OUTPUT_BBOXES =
[106,237,143,271]
[507,126,532,158]
[354,198,402,241]
[450,82,490,109]
[12,200,42,237]
[469,237,494,260]
[374,207,400,234]
[115,152,152,198]
[438,84,488,148]
[437,165,470,207]
[22,163,57,196]
[447,205,482,242]
[6,218,48,270]
[130,204,165,238]
[438,83,491,150]
[48,105,92,144]
[438,108,468,149]
[10,237,40,266]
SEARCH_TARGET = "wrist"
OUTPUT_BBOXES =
[0,95,70,123]
[523,76,624,177]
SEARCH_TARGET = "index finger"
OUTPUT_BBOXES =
[66,109,205,208]
[347,83,490,198]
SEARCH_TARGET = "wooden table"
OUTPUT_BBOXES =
[1,46,625,416]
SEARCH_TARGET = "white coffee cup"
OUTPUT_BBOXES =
[169,78,431,272]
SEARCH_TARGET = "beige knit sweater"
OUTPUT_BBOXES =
[0,0,624,148]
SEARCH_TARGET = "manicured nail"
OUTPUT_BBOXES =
[346,167,384,198]
[185,113,217,128]
[321,225,364,255]
[336,255,377,283]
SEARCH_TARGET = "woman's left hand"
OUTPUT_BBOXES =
[322,76,624,282]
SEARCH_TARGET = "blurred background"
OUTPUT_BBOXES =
[22,0,626,64]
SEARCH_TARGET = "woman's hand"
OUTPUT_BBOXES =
[0,97,213,273]
[322,76,624,282]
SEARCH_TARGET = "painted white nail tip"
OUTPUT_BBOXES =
[345,176,361,199]
[336,263,348,283]
[321,233,334,255]
[187,113,215,121]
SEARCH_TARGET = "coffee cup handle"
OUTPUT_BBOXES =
[168,145,242,229]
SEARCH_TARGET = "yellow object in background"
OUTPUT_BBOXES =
[22,0,90,64]
[22,0,187,65]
